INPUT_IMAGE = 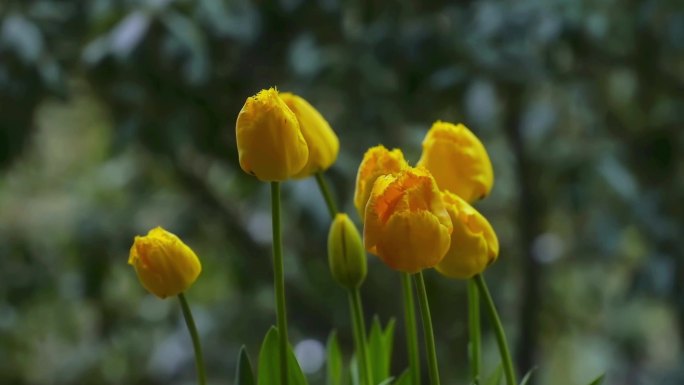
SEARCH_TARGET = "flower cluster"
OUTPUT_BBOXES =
[355,121,499,279]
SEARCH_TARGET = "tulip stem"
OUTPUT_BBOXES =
[349,288,373,385]
[413,271,440,385]
[401,272,421,385]
[178,293,207,385]
[315,172,338,218]
[271,182,289,385]
[474,274,516,385]
[468,279,481,385]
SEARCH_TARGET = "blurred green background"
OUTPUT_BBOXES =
[1,0,683,384]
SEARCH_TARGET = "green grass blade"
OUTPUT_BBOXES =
[484,363,503,385]
[327,331,343,385]
[587,374,605,385]
[235,345,255,385]
[519,367,536,385]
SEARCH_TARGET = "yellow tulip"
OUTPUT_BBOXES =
[353,145,408,221]
[128,227,202,299]
[235,88,309,181]
[364,167,452,273]
[435,191,499,279]
[417,121,494,203]
[280,92,339,178]
[328,213,367,289]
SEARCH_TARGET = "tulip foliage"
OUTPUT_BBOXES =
[128,88,604,385]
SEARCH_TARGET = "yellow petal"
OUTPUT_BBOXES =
[128,226,202,299]
[235,88,309,181]
[280,93,339,178]
[435,192,499,278]
[353,145,408,221]
[363,167,452,273]
[417,121,494,203]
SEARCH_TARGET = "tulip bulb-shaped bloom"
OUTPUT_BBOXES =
[128,227,202,299]
[364,167,453,273]
[280,92,339,178]
[435,192,499,278]
[328,213,367,289]
[354,145,408,221]
[417,121,494,203]
[236,88,309,181]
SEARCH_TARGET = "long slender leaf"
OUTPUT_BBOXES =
[235,345,255,385]
[484,363,503,385]
[587,374,605,385]
[327,331,343,385]
[393,370,411,385]
[519,367,537,385]
[378,377,395,385]
[257,327,309,385]
[368,316,394,384]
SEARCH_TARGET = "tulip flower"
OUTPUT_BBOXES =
[417,121,494,203]
[128,226,202,299]
[353,145,408,221]
[435,191,499,279]
[328,213,367,289]
[364,167,452,273]
[235,88,309,181]
[280,92,339,178]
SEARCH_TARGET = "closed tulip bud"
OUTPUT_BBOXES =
[353,145,408,221]
[435,192,499,279]
[280,92,339,178]
[364,167,453,273]
[235,88,309,181]
[128,227,202,299]
[417,121,494,203]
[328,213,367,289]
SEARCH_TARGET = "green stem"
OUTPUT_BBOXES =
[349,288,374,385]
[413,272,440,385]
[401,272,421,385]
[315,172,338,218]
[474,274,516,385]
[178,293,207,385]
[468,279,481,385]
[271,182,289,385]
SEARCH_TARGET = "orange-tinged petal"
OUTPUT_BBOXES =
[280,92,339,178]
[353,145,408,221]
[236,88,309,181]
[435,192,499,278]
[363,167,452,273]
[417,121,494,203]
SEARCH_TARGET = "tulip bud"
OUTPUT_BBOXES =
[435,192,499,279]
[128,227,202,299]
[235,88,309,181]
[280,92,339,178]
[364,167,453,273]
[328,214,367,289]
[417,121,494,203]
[353,145,408,221]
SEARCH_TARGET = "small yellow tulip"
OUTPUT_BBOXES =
[435,192,499,279]
[417,121,494,203]
[364,167,452,273]
[353,145,408,221]
[280,92,339,178]
[328,213,367,289]
[235,88,309,181]
[128,227,202,299]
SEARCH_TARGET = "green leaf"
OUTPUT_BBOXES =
[235,345,255,385]
[368,316,392,384]
[327,331,343,385]
[587,374,605,385]
[484,363,503,385]
[393,370,411,385]
[257,326,309,385]
[382,318,396,357]
[350,356,360,385]
[378,377,395,385]
[519,367,537,385]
